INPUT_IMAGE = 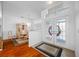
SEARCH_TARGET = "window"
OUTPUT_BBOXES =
[56,19,65,42]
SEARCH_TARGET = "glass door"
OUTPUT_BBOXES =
[45,17,66,45]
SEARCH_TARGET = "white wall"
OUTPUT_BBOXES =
[29,30,42,47]
[75,2,79,57]
[75,14,79,56]
[0,2,2,37]
[29,20,43,47]
[3,15,16,39]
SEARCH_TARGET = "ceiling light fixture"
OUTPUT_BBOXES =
[48,1,53,4]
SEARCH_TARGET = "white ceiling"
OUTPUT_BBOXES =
[3,1,53,20]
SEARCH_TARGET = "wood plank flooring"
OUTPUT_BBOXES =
[0,40,75,57]
[0,40,45,57]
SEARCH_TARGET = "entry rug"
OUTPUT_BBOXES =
[35,42,63,57]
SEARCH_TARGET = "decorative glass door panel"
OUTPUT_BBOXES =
[56,20,65,42]
[47,18,66,44]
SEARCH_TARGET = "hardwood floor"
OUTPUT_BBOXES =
[0,40,45,57]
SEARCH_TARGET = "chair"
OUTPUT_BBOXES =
[8,31,13,40]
